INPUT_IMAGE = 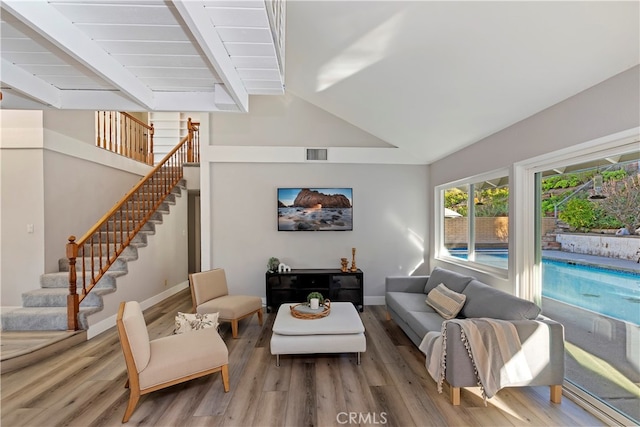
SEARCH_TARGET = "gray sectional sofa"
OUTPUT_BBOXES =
[385,267,565,404]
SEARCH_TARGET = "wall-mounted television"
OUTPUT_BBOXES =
[278,188,353,231]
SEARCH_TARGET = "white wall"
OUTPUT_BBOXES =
[42,150,145,273]
[428,65,640,290]
[1,111,46,306]
[209,163,428,302]
[430,66,640,186]
[212,93,393,148]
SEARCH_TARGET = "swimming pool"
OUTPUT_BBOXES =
[542,260,639,325]
[449,251,640,325]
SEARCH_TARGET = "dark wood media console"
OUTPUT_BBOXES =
[265,269,364,313]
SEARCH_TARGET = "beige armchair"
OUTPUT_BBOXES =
[189,268,263,338]
[116,301,229,423]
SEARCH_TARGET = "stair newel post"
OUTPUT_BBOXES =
[187,117,194,163]
[67,236,80,331]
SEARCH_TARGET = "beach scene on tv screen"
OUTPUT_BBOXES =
[278,188,353,231]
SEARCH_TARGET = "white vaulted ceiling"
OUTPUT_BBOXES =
[1,1,638,163]
[0,0,285,112]
[284,1,640,163]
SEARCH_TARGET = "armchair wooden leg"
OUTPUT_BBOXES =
[231,320,239,338]
[385,310,391,321]
[450,386,461,405]
[550,384,562,403]
[122,389,140,423]
[221,364,230,392]
[257,309,264,326]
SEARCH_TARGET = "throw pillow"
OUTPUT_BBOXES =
[174,312,219,334]
[424,266,473,294]
[426,283,467,319]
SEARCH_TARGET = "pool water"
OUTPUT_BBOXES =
[542,260,640,325]
[449,251,640,325]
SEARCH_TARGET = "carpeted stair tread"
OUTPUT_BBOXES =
[58,256,130,273]
[1,307,99,330]
[100,220,155,233]
[78,245,138,259]
[94,231,148,245]
[22,288,114,308]
[40,271,124,289]
[113,210,163,223]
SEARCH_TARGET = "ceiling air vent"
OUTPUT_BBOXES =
[306,148,328,161]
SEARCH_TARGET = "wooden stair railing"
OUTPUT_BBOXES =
[66,118,200,331]
[96,111,155,165]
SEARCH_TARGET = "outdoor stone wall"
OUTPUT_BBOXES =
[541,217,556,235]
[556,233,640,261]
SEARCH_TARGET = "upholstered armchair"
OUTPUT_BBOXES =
[116,301,229,423]
[189,268,263,338]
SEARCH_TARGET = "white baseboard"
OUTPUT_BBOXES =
[87,281,189,339]
[364,296,385,306]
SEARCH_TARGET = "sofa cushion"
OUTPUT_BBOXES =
[461,279,541,320]
[426,284,466,319]
[404,311,447,340]
[424,267,473,294]
[387,292,436,320]
[174,312,219,334]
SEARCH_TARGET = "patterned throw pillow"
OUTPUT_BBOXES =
[174,312,219,334]
[426,283,467,319]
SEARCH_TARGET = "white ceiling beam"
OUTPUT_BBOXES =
[153,91,225,112]
[0,59,61,107]
[1,0,155,110]
[172,0,249,113]
[59,90,153,111]
[214,84,240,111]
[59,90,229,112]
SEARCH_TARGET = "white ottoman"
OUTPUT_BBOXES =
[270,302,366,366]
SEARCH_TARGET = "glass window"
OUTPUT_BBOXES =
[439,172,509,271]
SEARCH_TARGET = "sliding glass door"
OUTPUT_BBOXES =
[535,153,640,424]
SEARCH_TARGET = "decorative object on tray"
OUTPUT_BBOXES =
[340,257,348,272]
[307,292,324,308]
[267,257,280,273]
[350,247,357,272]
[290,299,331,319]
[278,262,291,273]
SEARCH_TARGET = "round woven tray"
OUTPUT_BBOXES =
[290,299,331,319]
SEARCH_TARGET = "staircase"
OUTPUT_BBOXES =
[541,220,570,251]
[1,182,185,331]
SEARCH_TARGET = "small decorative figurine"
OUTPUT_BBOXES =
[350,247,357,272]
[278,263,291,273]
[340,257,348,272]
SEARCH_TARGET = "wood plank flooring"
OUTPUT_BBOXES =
[1,289,605,426]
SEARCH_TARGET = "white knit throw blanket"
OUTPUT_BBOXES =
[419,318,533,403]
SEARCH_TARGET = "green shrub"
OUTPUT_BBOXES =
[601,169,627,181]
[558,198,596,231]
